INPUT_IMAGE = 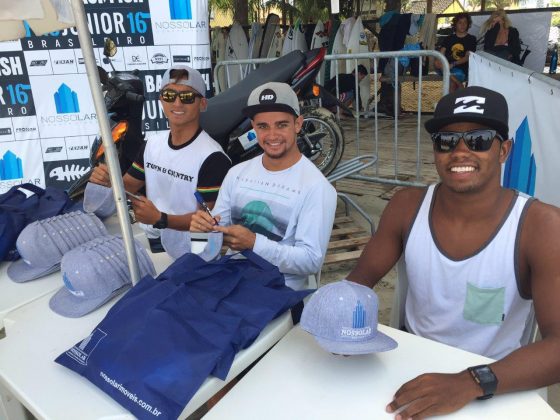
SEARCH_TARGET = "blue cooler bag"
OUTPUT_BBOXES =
[55,250,312,420]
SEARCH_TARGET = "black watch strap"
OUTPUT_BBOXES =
[468,365,498,400]
[152,212,168,229]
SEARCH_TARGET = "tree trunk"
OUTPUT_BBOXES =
[234,0,249,24]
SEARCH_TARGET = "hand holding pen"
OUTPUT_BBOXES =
[191,192,220,232]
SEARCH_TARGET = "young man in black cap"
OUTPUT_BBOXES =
[89,65,231,235]
[191,82,337,290]
[345,86,560,417]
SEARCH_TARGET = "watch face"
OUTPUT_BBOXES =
[476,366,496,383]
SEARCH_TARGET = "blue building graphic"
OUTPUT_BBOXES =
[0,150,24,181]
[352,301,366,328]
[169,0,192,20]
[503,117,536,196]
[54,83,80,114]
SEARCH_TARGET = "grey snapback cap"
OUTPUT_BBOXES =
[49,235,156,318]
[7,211,108,283]
[301,280,398,355]
[160,65,207,97]
[83,182,117,219]
[243,82,300,118]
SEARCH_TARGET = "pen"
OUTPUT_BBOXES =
[194,191,219,225]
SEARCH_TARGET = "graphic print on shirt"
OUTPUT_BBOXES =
[451,42,466,60]
[230,176,302,242]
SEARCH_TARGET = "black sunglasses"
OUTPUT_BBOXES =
[160,89,202,104]
[431,129,504,153]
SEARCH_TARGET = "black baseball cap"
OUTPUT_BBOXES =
[425,86,509,140]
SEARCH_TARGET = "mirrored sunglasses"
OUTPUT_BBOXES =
[160,89,202,104]
[431,129,504,153]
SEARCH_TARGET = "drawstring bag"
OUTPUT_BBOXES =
[55,250,312,420]
[0,184,73,261]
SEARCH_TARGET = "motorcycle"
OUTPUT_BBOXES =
[201,47,345,175]
[67,38,145,199]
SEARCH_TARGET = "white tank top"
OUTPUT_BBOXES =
[404,184,533,359]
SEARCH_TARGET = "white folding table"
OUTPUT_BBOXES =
[204,326,559,420]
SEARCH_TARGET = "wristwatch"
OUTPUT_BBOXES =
[152,212,168,229]
[467,365,498,400]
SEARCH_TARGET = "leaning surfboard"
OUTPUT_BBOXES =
[224,22,249,88]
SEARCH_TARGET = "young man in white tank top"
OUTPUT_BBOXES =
[346,86,560,417]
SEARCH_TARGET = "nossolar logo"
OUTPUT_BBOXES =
[259,89,276,104]
[169,0,192,20]
[0,150,23,181]
[54,83,80,114]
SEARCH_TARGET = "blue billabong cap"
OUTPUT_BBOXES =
[301,280,398,355]
[7,211,108,283]
[83,182,116,219]
[49,235,156,318]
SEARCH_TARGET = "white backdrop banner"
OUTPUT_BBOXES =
[469,11,551,73]
[469,52,560,207]
[0,0,210,193]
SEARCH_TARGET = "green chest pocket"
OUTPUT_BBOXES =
[463,282,505,325]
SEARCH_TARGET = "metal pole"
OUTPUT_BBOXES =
[69,0,141,284]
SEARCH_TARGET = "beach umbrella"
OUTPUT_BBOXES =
[0,0,141,284]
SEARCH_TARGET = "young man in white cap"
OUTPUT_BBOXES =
[191,82,337,290]
[344,86,560,417]
[89,65,231,234]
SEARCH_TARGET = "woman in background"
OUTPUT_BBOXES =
[480,9,522,65]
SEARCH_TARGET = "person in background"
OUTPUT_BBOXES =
[323,64,368,111]
[191,82,337,291]
[435,12,477,92]
[481,9,522,65]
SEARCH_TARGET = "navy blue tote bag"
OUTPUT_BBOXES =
[0,183,72,260]
[56,250,312,420]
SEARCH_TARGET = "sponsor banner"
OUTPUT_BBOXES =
[29,74,98,138]
[150,0,209,46]
[469,53,560,207]
[44,158,91,190]
[0,0,210,190]
[0,139,44,193]
[0,51,36,118]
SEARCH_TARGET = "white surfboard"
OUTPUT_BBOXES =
[224,22,249,88]
[346,17,370,111]
[342,16,356,47]
[259,13,280,58]
[267,26,283,58]
[211,27,227,93]
[310,21,329,84]
[292,19,308,52]
[310,21,328,49]
[281,26,294,56]
[248,22,262,59]
[329,22,345,79]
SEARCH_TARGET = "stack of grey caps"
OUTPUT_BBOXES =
[7,211,108,283]
[49,235,156,318]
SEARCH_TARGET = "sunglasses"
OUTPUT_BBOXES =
[431,129,504,153]
[160,89,202,104]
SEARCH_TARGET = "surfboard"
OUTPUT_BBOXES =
[293,19,309,52]
[310,21,329,84]
[224,22,249,88]
[346,17,370,111]
[267,26,283,58]
[246,22,262,76]
[211,27,227,92]
[259,13,280,58]
[281,26,294,56]
[329,22,345,79]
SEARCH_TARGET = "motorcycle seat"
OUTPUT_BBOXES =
[201,50,307,146]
